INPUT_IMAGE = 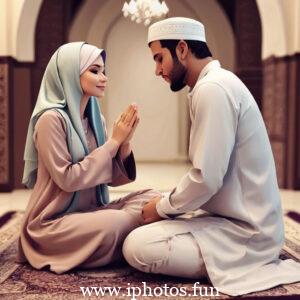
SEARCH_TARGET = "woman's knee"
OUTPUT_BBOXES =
[97,209,139,241]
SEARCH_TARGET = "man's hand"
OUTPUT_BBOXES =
[142,196,163,224]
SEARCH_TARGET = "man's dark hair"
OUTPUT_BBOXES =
[155,40,212,59]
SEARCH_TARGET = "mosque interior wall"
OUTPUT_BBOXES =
[0,0,299,190]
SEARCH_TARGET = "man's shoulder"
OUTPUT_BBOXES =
[201,67,235,83]
[190,70,242,112]
[194,67,245,97]
[193,77,227,97]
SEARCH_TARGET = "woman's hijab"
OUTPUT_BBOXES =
[23,42,109,206]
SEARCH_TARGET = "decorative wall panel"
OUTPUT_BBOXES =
[262,54,300,189]
[0,59,13,191]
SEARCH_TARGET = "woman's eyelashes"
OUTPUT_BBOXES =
[90,68,105,75]
[90,69,99,74]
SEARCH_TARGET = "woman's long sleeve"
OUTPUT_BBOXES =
[35,111,118,192]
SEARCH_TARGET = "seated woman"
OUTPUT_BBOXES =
[17,42,160,274]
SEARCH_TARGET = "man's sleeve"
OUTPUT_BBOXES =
[156,82,238,218]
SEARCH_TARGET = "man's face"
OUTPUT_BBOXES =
[150,41,187,92]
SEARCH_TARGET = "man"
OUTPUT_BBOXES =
[122,17,300,296]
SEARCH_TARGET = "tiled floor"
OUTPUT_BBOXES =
[0,162,299,215]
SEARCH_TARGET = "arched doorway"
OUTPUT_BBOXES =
[6,0,268,189]
[69,0,236,161]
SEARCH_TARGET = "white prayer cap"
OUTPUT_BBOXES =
[148,17,206,44]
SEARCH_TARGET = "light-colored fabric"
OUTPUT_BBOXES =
[80,44,103,75]
[148,17,206,43]
[152,60,300,295]
[17,110,154,273]
[23,42,104,186]
[22,41,110,206]
[123,219,207,279]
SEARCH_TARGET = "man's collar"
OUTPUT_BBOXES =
[188,60,221,96]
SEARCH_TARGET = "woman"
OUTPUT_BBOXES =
[17,42,160,274]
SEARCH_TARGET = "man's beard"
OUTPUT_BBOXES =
[169,58,187,92]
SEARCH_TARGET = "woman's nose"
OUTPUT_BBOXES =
[100,73,108,82]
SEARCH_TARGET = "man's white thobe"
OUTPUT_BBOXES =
[156,60,300,295]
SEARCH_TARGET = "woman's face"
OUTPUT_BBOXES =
[80,55,107,97]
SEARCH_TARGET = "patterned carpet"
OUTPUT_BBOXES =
[0,211,300,300]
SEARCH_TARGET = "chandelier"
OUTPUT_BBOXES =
[122,0,169,26]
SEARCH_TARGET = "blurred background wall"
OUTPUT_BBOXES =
[0,0,299,191]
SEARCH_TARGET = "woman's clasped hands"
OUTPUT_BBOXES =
[111,103,140,148]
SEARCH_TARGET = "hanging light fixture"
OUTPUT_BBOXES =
[122,0,169,26]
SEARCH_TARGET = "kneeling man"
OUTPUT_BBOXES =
[123,17,300,296]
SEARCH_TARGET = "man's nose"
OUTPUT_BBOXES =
[155,65,162,76]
